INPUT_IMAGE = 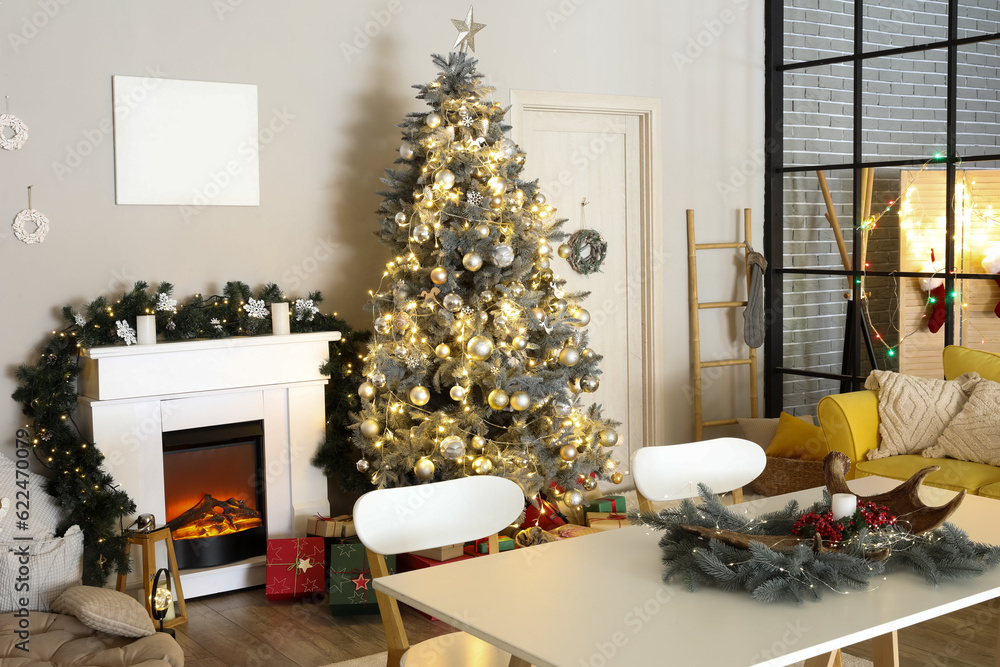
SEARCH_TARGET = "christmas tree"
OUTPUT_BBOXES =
[351,50,623,508]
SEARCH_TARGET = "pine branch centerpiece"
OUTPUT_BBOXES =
[13,280,362,585]
[633,452,1000,604]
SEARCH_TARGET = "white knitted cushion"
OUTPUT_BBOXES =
[0,525,83,612]
[0,453,64,539]
[52,585,155,637]
[922,378,1000,464]
[865,370,980,460]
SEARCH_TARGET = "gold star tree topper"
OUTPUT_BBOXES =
[452,5,486,53]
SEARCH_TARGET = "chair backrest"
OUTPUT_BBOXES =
[631,438,766,502]
[353,476,525,556]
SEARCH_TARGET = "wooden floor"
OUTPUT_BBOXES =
[173,586,999,666]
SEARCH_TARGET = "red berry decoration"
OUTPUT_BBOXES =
[792,502,896,545]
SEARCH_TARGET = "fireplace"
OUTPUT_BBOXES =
[163,421,266,570]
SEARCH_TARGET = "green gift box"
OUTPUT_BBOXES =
[328,539,396,616]
[583,495,626,517]
[475,535,515,554]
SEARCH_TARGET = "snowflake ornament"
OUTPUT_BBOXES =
[73,313,86,327]
[210,318,224,332]
[116,320,137,345]
[294,298,319,322]
[155,292,177,312]
[461,306,474,316]
[467,191,484,207]
[166,321,176,331]
[459,108,475,127]
[405,354,423,369]
[243,298,268,319]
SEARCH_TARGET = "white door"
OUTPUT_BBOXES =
[511,92,663,490]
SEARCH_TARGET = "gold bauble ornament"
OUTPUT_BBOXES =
[539,268,553,281]
[489,195,504,209]
[356,458,370,473]
[476,223,490,239]
[443,293,463,312]
[583,477,598,491]
[611,472,624,485]
[509,283,525,297]
[395,211,408,227]
[509,391,530,411]
[358,381,375,400]
[466,335,494,360]
[412,223,432,243]
[552,400,572,417]
[558,346,581,367]
[538,241,552,256]
[449,385,467,401]
[560,443,578,462]
[409,385,430,406]
[599,428,620,446]
[535,258,550,270]
[511,335,528,351]
[399,141,415,160]
[472,456,493,475]
[547,298,567,316]
[488,389,509,410]
[571,307,591,327]
[414,458,435,479]
[435,343,451,359]
[568,378,582,394]
[581,347,596,361]
[533,193,547,205]
[471,435,486,451]
[430,266,449,285]
[580,375,600,393]
[370,372,386,387]
[530,307,546,323]
[564,489,584,507]
[360,419,380,438]
[426,111,442,128]
[463,251,484,271]
[487,175,506,195]
[434,169,455,189]
[557,243,571,258]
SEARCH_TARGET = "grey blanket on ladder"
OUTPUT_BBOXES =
[743,246,768,348]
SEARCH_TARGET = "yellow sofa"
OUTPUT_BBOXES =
[817,346,1000,499]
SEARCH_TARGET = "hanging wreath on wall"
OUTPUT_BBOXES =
[12,280,367,585]
[565,229,607,275]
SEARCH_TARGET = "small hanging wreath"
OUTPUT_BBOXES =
[566,228,607,275]
[12,208,49,245]
[0,113,29,151]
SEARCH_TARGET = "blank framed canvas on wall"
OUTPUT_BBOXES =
[112,76,260,206]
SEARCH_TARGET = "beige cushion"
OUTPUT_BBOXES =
[51,585,154,638]
[865,370,980,460]
[922,379,1000,465]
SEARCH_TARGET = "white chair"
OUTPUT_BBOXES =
[631,437,766,512]
[353,476,530,667]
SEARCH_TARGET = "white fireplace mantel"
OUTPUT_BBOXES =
[76,332,340,598]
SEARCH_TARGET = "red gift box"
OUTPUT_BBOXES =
[523,497,568,531]
[266,537,325,600]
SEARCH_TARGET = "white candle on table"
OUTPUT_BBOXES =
[271,302,290,335]
[831,493,857,521]
[136,315,156,345]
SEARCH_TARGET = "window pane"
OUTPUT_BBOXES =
[957,39,1000,159]
[863,0,948,50]
[957,0,1000,39]
[784,0,855,64]
[784,63,854,167]
[862,49,948,162]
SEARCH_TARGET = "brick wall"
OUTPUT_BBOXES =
[779,0,1000,416]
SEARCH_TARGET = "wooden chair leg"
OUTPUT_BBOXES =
[872,631,899,667]
[636,488,654,515]
[367,548,408,667]
[803,649,841,667]
[508,656,533,667]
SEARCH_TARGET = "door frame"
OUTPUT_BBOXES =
[509,90,664,478]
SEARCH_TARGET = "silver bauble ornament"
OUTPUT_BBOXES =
[580,375,600,393]
[430,266,449,285]
[531,307,546,323]
[374,316,390,334]
[394,345,407,358]
[538,241,552,256]
[449,385,467,401]
[435,169,456,189]
[560,444,579,462]
[426,111,442,129]
[371,372,386,387]
[492,244,514,268]
[435,343,451,359]
[360,419,380,438]
[399,141,415,160]
[476,223,490,239]
[511,335,528,351]
[472,456,493,475]
[358,381,375,400]
[412,223,432,243]
[421,186,435,207]
[509,391,531,411]
[564,489,584,507]
[493,315,508,328]
[440,294,462,313]
[356,458,370,473]
[547,298,567,315]
[439,435,466,461]
[466,335,494,360]
[488,389,509,410]
[559,346,581,367]
[552,400,572,417]
[395,211,408,227]
[479,291,494,306]
[471,435,486,451]
[509,283,525,297]
[599,428,620,446]
[409,385,430,406]
[533,193,547,205]
[463,252,483,271]
[479,312,489,323]
[414,458,435,480]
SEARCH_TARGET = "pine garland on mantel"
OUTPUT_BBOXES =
[12,280,367,585]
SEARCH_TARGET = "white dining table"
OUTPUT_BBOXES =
[374,476,1000,667]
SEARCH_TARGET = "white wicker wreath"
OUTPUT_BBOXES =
[0,114,28,151]
[12,208,49,245]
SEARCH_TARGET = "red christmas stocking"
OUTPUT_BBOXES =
[928,284,947,333]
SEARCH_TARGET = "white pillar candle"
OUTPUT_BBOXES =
[831,493,857,521]
[271,302,290,335]
[136,315,156,345]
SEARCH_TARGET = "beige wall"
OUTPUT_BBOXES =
[0,0,764,462]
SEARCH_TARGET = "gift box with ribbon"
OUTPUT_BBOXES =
[331,514,357,538]
[586,512,629,532]
[328,540,396,616]
[306,515,341,538]
[473,535,515,554]
[265,537,325,600]
[522,497,568,531]
[583,495,626,518]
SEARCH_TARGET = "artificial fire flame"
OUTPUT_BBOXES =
[168,494,261,540]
